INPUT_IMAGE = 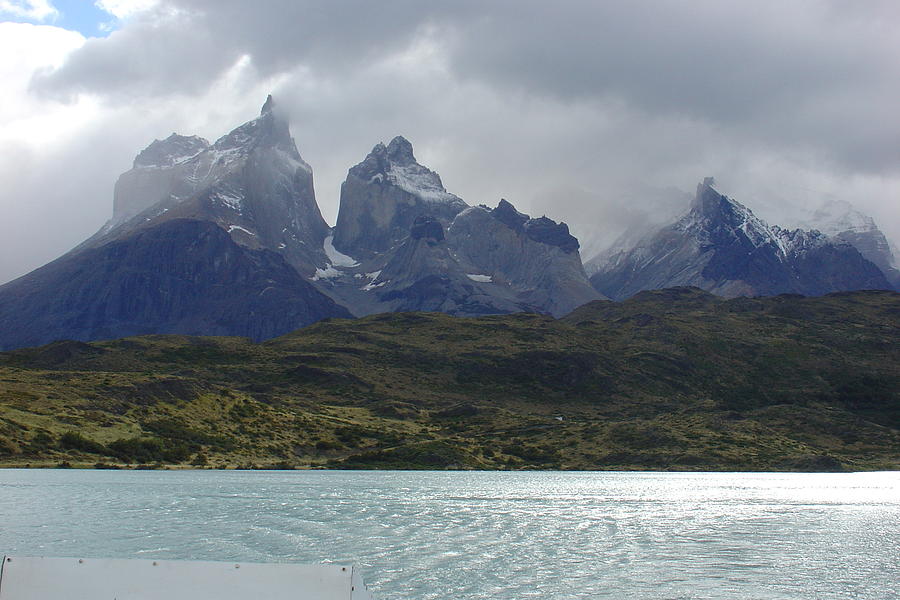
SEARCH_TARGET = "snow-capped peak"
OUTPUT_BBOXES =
[353,136,465,205]
[683,178,789,256]
[804,199,877,236]
[212,95,296,154]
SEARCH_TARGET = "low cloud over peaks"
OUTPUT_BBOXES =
[2,0,900,284]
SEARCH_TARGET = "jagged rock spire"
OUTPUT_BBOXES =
[261,94,275,115]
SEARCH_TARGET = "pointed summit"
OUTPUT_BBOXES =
[680,178,790,259]
[691,176,730,215]
[385,135,415,165]
[212,95,296,155]
[261,94,275,115]
[491,198,529,231]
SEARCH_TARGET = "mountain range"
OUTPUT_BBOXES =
[589,178,893,301]
[0,99,896,350]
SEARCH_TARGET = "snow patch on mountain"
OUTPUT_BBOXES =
[323,234,358,267]
[361,277,387,291]
[215,190,244,213]
[387,161,459,203]
[312,266,342,280]
[227,225,255,236]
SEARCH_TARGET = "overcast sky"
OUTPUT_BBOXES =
[1,0,899,284]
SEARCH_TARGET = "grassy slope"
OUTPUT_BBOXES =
[0,287,897,471]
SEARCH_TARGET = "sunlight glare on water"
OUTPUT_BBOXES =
[0,470,897,599]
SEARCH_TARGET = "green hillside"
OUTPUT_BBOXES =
[1,287,898,471]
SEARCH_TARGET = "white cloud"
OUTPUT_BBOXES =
[94,0,158,19]
[0,22,102,283]
[0,23,92,147]
[0,0,58,21]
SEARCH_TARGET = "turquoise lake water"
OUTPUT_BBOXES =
[0,469,897,599]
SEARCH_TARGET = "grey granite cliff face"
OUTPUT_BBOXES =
[331,136,467,259]
[373,217,532,315]
[321,186,602,317]
[100,96,329,276]
[0,220,351,351]
[591,179,892,300]
[447,201,603,316]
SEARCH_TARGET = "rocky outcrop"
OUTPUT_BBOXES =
[0,219,351,351]
[410,215,445,242]
[591,179,892,300]
[490,199,579,253]
[332,136,466,259]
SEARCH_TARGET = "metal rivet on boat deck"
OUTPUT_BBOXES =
[5,558,10,562]
[341,567,346,571]
[235,564,240,569]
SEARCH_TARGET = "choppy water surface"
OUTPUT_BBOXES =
[0,470,897,599]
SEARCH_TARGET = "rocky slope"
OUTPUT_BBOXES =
[591,178,892,300]
[0,220,351,350]
[1,289,897,471]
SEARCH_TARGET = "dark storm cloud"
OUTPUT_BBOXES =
[31,0,457,98]
[33,1,900,174]
[443,1,900,174]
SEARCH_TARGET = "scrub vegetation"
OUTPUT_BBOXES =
[0,288,897,471]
